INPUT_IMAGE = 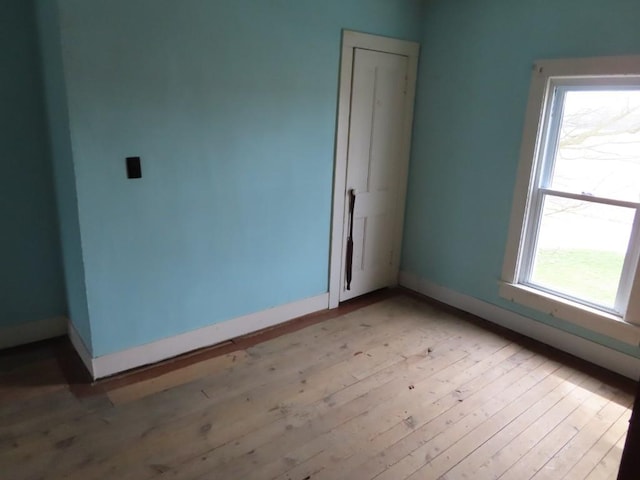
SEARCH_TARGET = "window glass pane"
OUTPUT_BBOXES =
[529,195,634,309]
[550,90,640,202]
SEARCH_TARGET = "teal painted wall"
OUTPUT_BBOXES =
[402,0,640,357]
[52,0,423,356]
[36,0,93,350]
[0,0,66,329]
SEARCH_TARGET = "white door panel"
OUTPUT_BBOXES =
[340,48,409,301]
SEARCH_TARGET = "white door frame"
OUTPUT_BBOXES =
[328,30,420,308]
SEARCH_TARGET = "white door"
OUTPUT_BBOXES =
[339,48,411,301]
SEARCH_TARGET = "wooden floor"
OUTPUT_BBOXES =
[0,292,635,480]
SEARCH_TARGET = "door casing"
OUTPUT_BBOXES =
[328,30,420,308]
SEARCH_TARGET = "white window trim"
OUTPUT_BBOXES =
[501,55,640,346]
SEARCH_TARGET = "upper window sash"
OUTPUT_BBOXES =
[536,82,640,194]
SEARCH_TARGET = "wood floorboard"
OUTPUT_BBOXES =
[156,319,502,480]
[564,412,632,480]
[0,292,634,480]
[442,367,583,479]
[207,330,515,480]
[531,393,630,480]
[272,340,521,480]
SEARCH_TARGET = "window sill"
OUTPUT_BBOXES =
[498,281,640,346]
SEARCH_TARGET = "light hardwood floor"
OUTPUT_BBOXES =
[0,293,634,480]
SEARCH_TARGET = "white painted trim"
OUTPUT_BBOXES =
[328,30,419,308]
[390,44,419,287]
[328,32,356,309]
[501,62,549,283]
[78,293,328,380]
[534,55,640,77]
[0,316,67,350]
[499,281,640,346]
[399,271,640,380]
[342,31,420,57]
[68,320,94,378]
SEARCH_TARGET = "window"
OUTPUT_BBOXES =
[501,56,640,345]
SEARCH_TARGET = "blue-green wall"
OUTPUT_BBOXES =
[51,0,423,356]
[402,0,640,357]
[36,0,92,350]
[0,0,66,329]
[13,0,640,361]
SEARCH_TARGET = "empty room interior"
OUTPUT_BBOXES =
[3,0,640,478]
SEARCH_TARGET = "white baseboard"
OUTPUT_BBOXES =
[68,320,95,378]
[0,316,67,350]
[75,293,329,380]
[399,271,640,380]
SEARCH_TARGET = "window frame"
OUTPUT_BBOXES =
[500,56,640,346]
